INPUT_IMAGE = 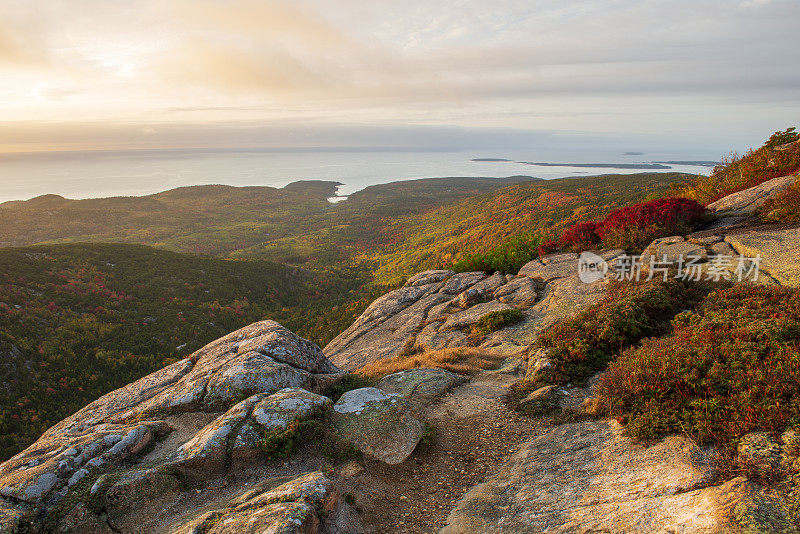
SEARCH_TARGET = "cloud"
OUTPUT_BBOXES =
[161,0,347,45]
[0,0,798,150]
[0,20,48,66]
[157,39,330,94]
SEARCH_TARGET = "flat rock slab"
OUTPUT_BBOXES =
[493,277,538,307]
[377,368,467,410]
[643,236,708,263]
[517,253,579,282]
[443,420,795,533]
[725,227,800,286]
[708,174,797,214]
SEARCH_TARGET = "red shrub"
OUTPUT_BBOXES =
[538,239,560,257]
[558,222,601,251]
[542,197,706,255]
[596,197,706,251]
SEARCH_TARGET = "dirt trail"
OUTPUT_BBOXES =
[335,366,545,534]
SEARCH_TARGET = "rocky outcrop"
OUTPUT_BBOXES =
[0,321,345,533]
[707,173,797,215]
[442,420,796,534]
[175,471,360,534]
[641,228,800,287]
[175,388,332,474]
[325,251,625,371]
[5,224,799,533]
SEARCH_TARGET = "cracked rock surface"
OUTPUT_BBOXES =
[0,321,343,533]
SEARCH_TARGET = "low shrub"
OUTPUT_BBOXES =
[258,407,362,462]
[259,414,326,460]
[418,423,438,448]
[760,175,800,223]
[595,285,800,452]
[538,239,559,257]
[357,347,507,378]
[558,221,601,251]
[531,279,720,388]
[673,127,800,205]
[471,309,526,336]
[596,197,707,251]
[452,234,542,274]
[541,197,707,255]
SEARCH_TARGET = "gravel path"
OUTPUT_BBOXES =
[335,367,545,534]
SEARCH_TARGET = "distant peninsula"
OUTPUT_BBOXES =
[472,158,672,170]
[654,160,720,167]
[519,162,672,170]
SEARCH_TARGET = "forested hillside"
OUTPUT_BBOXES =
[0,243,386,460]
[369,172,688,282]
[0,176,542,263]
[0,171,698,460]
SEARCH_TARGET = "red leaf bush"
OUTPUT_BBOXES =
[595,285,800,451]
[761,176,800,223]
[557,221,601,251]
[596,197,706,251]
[538,239,559,257]
[541,197,706,256]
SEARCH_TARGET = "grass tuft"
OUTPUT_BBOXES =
[357,347,507,379]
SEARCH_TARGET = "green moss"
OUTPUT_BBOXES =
[471,309,526,337]
[323,374,377,403]
[418,423,438,449]
[732,495,796,534]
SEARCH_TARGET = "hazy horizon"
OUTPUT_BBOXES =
[0,0,797,172]
[0,145,716,204]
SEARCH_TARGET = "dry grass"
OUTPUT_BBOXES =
[357,347,507,379]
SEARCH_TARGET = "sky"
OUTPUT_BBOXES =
[0,0,798,154]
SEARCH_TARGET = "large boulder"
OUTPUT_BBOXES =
[176,388,332,473]
[332,388,424,464]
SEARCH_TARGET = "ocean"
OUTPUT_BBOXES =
[0,148,716,204]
